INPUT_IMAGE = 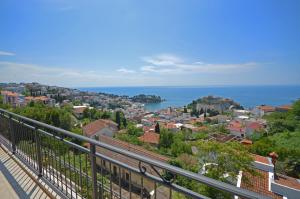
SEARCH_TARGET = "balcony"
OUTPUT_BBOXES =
[0,108,270,199]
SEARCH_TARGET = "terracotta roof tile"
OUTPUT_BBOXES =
[241,170,282,199]
[83,119,118,137]
[275,174,300,190]
[253,154,271,165]
[138,132,160,144]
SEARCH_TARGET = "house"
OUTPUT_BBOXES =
[87,135,169,197]
[276,105,292,112]
[227,120,246,138]
[1,90,24,107]
[83,119,118,137]
[239,154,300,199]
[245,121,264,137]
[73,105,88,118]
[253,105,276,117]
[25,96,55,106]
[233,109,250,117]
[138,131,160,146]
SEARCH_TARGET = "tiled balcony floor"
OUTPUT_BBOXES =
[0,146,58,199]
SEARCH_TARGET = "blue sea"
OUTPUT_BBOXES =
[77,86,300,112]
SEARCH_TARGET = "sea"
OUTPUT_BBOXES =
[77,86,300,112]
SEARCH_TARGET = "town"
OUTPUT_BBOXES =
[0,82,299,198]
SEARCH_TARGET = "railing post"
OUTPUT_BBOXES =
[8,115,16,154]
[90,143,98,199]
[35,127,43,177]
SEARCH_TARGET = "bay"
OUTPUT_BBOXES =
[77,85,300,112]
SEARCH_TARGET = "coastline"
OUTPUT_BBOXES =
[77,85,300,112]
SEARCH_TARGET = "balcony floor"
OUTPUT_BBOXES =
[0,146,58,199]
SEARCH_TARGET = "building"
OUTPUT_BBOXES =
[83,119,118,137]
[25,96,55,106]
[253,105,276,117]
[239,155,300,199]
[82,119,118,137]
[1,90,25,107]
[138,131,160,146]
[72,105,88,118]
[245,121,265,137]
[227,120,246,138]
[88,135,169,197]
[276,105,292,112]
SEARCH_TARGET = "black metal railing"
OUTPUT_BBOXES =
[0,108,270,199]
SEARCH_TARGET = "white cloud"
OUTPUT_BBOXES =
[0,61,138,87]
[142,54,183,66]
[138,54,258,74]
[0,54,264,86]
[0,51,15,56]
[116,68,136,74]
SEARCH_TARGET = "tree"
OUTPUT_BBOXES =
[171,140,192,156]
[199,108,204,115]
[292,99,300,118]
[115,111,121,129]
[122,117,127,128]
[183,106,187,113]
[195,141,256,198]
[155,122,160,133]
[101,111,111,119]
[159,129,174,149]
[127,123,142,136]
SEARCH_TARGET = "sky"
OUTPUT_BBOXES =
[0,0,300,87]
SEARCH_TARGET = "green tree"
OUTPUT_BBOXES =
[292,99,300,118]
[159,129,174,149]
[155,122,160,133]
[183,106,187,113]
[115,111,121,129]
[195,141,256,198]
[122,117,127,128]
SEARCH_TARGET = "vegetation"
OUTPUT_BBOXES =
[250,99,300,178]
[168,141,255,199]
[13,101,74,131]
[82,108,112,121]
[115,123,143,145]
[155,122,160,133]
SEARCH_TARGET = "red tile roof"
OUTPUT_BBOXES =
[1,90,18,97]
[227,120,246,133]
[247,122,264,130]
[275,174,300,190]
[73,107,86,114]
[253,154,271,165]
[93,135,169,177]
[241,170,282,199]
[138,132,160,144]
[258,105,276,113]
[276,105,292,111]
[83,119,118,137]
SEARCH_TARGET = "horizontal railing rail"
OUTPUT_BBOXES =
[0,108,271,199]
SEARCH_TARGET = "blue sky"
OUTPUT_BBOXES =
[0,0,300,87]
